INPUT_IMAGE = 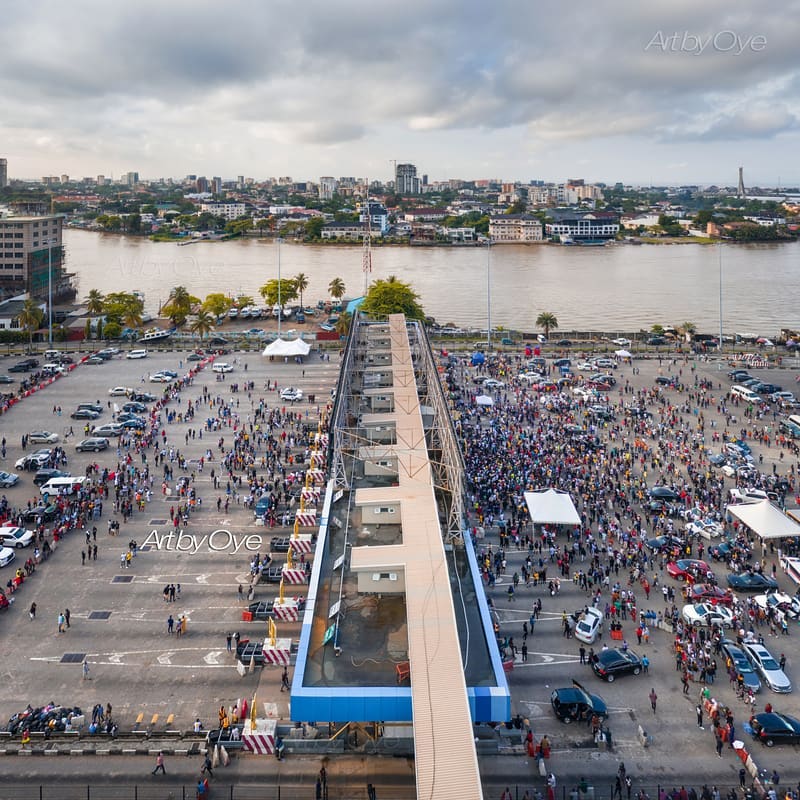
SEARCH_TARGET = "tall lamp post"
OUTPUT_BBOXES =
[718,242,723,354]
[486,240,492,347]
[276,237,282,339]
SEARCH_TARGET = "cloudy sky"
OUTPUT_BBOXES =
[2,0,798,186]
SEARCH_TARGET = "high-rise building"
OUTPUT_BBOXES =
[237,175,245,189]
[0,158,7,188]
[395,163,420,195]
[196,176,209,193]
[60,174,69,185]
[737,167,746,198]
[125,171,139,186]
[96,175,105,186]
[319,176,338,200]
[212,176,222,194]
[0,214,72,300]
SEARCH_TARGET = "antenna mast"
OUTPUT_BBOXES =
[362,177,372,296]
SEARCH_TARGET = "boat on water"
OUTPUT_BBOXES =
[560,235,611,246]
[140,327,176,343]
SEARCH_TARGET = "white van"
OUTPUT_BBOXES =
[126,349,148,360]
[730,385,760,402]
[40,476,92,497]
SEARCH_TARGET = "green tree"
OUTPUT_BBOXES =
[125,214,142,234]
[96,318,104,340]
[202,292,232,318]
[233,295,254,311]
[294,273,309,309]
[84,319,92,340]
[85,289,104,315]
[161,285,199,326]
[535,312,559,339]
[190,309,216,341]
[680,321,696,339]
[328,277,346,301]
[335,311,352,336]
[18,299,44,349]
[694,209,715,227]
[650,324,665,335]
[103,321,122,339]
[361,276,424,319]
[304,217,325,239]
[102,292,144,330]
[259,279,299,307]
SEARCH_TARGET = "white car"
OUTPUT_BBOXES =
[573,387,597,401]
[574,606,604,644]
[0,547,15,568]
[682,603,735,628]
[753,593,800,622]
[575,361,595,371]
[0,527,34,549]
[592,358,618,370]
[482,378,505,389]
[686,520,724,540]
[280,387,303,402]
[743,642,792,693]
[517,372,544,385]
[28,431,59,444]
[42,363,68,375]
[212,362,234,373]
[612,338,632,347]
[149,373,171,383]
[126,349,148,359]
[108,386,132,397]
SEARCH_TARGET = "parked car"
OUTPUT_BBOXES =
[75,437,110,453]
[682,603,735,628]
[683,583,734,607]
[0,469,20,489]
[647,336,666,345]
[121,401,147,413]
[21,503,58,522]
[120,418,147,431]
[28,431,59,444]
[727,572,779,592]
[666,559,713,583]
[149,372,171,383]
[649,486,680,501]
[108,386,132,397]
[573,607,604,644]
[749,712,800,746]
[550,684,607,724]
[33,469,69,486]
[591,648,643,682]
[721,639,761,694]
[482,378,505,389]
[129,391,156,403]
[753,593,800,621]
[743,642,792,693]
[0,375,15,384]
[92,423,123,438]
[0,527,35,549]
[212,362,234,374]
[0,547,15,568]
[70,408,100,420]
[15,450,52,470]
[280,387,303,402]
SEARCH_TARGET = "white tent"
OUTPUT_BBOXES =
[615,349,632,358]
[475,394,494,406]
[262,337,311,357]
[726,500,800,541]
[524,489,581,526]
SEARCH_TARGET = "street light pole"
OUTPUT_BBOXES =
[48,237,53,346]
[277,237,282,339]
[486,240,492,347]
[718,242,723,353]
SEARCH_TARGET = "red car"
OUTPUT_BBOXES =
[666,559,713,583]
[683,583,733,607]
[585,380,612,391]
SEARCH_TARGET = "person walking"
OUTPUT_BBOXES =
[167,615,174,635]
[64,609,70,629]
[280,667,291,691]
[29,602,36,620]
[201,754,214,777]
[226,632,233,652]
[696,704,704,729]
[152,751,166,775]
[648,688,657,713]
[82,660,90,681]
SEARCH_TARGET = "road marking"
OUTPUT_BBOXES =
[157,651,174,665]
[203,651,225,665]
[196,574,209,584]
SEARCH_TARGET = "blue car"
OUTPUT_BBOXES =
[120,418,147,431]
[727,572,778,592]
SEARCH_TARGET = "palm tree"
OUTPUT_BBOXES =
[18,299,44,350]
[536,312,559,339]
[335,311,352,336]
[681,321,697,340]
[294,273,309,309]
[328,277,346,302]
[162,285,197,326]
[85,289,104,315]
[190,309,215,341]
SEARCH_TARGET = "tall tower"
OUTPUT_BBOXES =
[737,166,745,199]
[0,158,7,188]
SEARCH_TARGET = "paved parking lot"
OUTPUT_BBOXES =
[0,346,340,733]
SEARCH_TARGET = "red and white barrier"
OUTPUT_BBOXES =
[272,599,300,621]
[242,717,276,755]
[300,488,320,504]
[295,511,317,527]
[289,534,313,553]
[306,469,325,484]
[281,567,307,585]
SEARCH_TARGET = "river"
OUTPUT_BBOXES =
[63,230,799,334]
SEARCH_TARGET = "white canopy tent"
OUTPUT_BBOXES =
[262,337,311,357]
[615,349,632,358]
[475,394,494,406]
[524,489,581,526]
[726,500,800,541]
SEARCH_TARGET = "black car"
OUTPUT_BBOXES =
[588,406,615,422]
[754,383,782,395]
[708,454,727,468]
[728,371,752,381]
[208,337,229,346]
[708,540,751,562]
[646,499,681,517]
[645,535,684,556]
[647,336,666,346]
[556,339,573,347]
[590,648,643,682]
[627,407,652,419]
[187,353,203,362]
[236,639,265,666]
[247,601,276,619]
[749,712,800,747]
[8,363,32,373]
[553,358,571,368]
[550,685,607,723]
[129,391,156,403]
[0,375,15,384]
[649,486,680,501]
[70,408,100,420]
[727,572,779,592]
[720,639,761,693]
[22,503,58,523]
[77,402,103,413]
[655,376,678,386]
[121,401,147,413]
[33,468,70,486]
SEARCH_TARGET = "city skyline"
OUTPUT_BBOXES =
[1,1,798,185]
